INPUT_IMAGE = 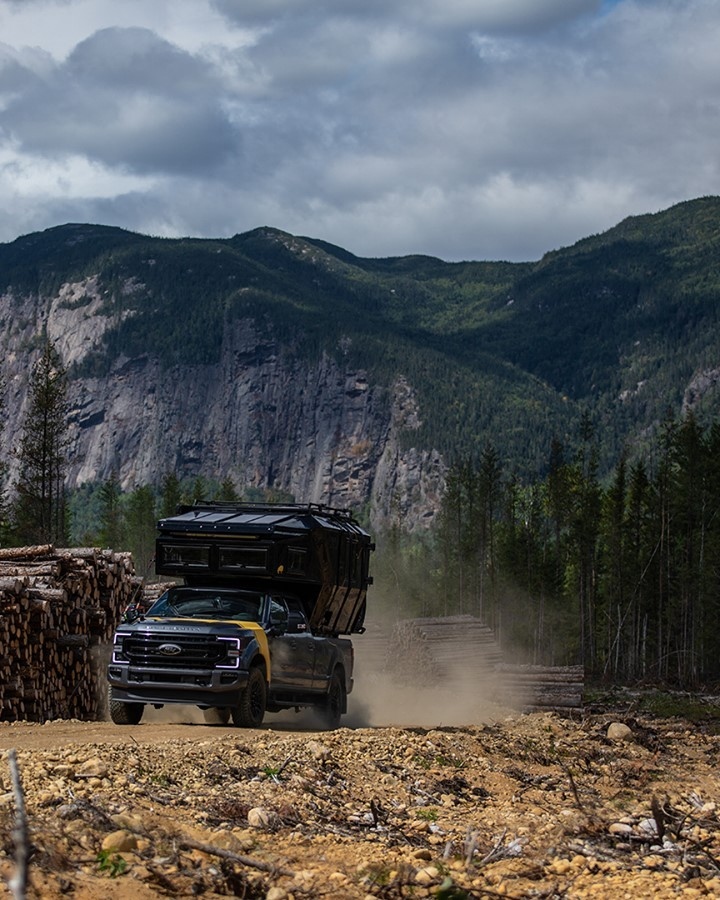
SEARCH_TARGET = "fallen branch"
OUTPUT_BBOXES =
[8,749,29,900]
[477,828,508,867]
[178,837,295,877]
[651,794,666,842]
[690,841,720,873]
[464,828,480,866]
[559,761,585,812]
[475,829,525,868]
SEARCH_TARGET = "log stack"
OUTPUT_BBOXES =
[494,664,585,713]
[0,545,138,722]
[386,615,504,685]
[381,615,585,714]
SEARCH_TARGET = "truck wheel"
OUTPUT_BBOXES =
[232,666,266,728]
[203,708,231,725]
[320,671,346,730]
[109,699,144,725]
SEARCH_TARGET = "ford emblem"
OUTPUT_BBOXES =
[158,643,182,656]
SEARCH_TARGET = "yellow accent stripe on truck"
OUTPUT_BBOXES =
[237,621,271,682]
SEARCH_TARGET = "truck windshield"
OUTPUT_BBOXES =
[147,587,263,622]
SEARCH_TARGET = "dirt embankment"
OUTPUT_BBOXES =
[2,701,720,900]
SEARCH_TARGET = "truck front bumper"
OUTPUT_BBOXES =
[107,664,250,708]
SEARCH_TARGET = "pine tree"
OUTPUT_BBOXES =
[436,461,465,615]
[122,485,157,578]
[567,412,601,672]
[183,475,208,506]
[98,472,123,549]
[159,471,182,517]
[12,340,70,545]
[218,476,240,501]
[0,373,8,544]
[478,443,503,626]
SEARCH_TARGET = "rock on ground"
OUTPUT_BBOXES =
[1,710,720,898]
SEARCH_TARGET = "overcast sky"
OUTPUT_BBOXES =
[0,0,718,262]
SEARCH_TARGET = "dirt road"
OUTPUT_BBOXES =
[0,717,254,751]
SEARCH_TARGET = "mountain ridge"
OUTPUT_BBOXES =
[1,196,719,529]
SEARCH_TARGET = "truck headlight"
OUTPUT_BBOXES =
[217,636,243,669]
[111,631,131,664]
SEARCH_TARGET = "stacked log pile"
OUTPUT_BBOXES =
[386,615,504,685]
[0,545,138,722]
[140,581,176,609]
[382,615,585,713]
[353,621,392,682]
[494,664,585,713]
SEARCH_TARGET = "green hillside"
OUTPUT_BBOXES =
[3,197,720,475]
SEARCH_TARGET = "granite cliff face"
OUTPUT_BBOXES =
[0,278,445,531]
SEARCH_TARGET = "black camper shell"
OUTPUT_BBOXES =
[155,501,373,636]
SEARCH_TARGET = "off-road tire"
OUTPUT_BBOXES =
[320,670,346,730]
[232,666,266,728]
[109,698,144,725]
[203,707,231,725]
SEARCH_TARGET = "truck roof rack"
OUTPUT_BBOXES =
[160,501,371,542]
[178,500,357,521]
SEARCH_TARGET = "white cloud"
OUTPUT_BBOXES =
[1,0,253,58]
[0,146,150,196]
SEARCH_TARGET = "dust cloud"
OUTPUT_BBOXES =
[102,612,528,730]
[138,668,523,731]
[145,705,207,725]
[347,644,522,730]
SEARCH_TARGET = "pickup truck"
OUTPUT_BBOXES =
[107,502,372,729]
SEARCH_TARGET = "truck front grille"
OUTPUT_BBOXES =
[122,633,230,670]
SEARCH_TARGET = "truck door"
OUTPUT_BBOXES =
[268,596,316,690]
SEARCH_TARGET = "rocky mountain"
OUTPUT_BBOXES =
[1,196,720,531]
[2,290,441,532]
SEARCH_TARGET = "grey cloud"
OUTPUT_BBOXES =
[222,0,720,259]
[441,0,602,31]
[0,55,41,99]
[1,27,238,174]
[68,27,214,96]
[211,0,601,31]
[0,42,54,83]
[211,0,392,25]
[3,0,72,5]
